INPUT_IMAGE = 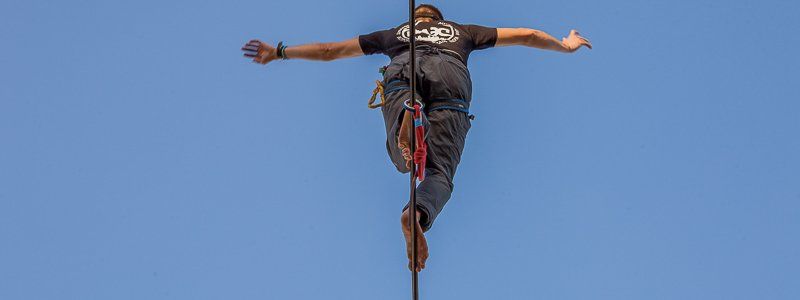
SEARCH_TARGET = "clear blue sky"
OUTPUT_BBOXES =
[2,0,799,299]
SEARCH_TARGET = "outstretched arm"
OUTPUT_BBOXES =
[496,28,592,53]
[242,38,364,65]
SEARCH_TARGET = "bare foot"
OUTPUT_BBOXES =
[397,110,413,168]
[401,209,429,272]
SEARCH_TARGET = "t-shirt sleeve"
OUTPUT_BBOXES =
[464,24,498,51]
[358,28,394,55]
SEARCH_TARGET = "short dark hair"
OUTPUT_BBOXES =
[415,4,444,21]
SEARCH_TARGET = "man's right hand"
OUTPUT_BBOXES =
[242,40,278,65]
[561,30,593,52]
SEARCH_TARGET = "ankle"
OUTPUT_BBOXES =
[401,208,424,223]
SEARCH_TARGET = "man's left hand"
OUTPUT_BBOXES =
[242,40,278,64]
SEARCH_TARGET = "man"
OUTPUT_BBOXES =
[241,4,592,272]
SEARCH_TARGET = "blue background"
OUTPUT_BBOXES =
[2,0,798,299]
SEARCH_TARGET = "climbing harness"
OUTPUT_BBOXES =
[368,80,474,115]
[368,77,434,181]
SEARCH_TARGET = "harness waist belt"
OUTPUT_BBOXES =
[414,45,465,63]
[428,99,469,114]
[382,80,470,114]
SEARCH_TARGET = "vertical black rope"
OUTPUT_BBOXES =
[407,0,419,300]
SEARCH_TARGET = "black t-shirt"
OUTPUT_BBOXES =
[359,20,497,65]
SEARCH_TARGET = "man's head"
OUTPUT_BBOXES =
[415,4,444,21]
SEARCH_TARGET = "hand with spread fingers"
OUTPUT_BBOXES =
[562,29,593,52]
[242,40,278,65]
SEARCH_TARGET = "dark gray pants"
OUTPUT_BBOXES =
[381,49,473,231]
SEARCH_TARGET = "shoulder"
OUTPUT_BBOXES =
[460,23,496,30]
[448,22,495,33]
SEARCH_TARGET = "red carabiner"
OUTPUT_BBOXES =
[412,103,427,181]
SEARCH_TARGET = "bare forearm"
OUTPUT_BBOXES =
[524,29,569,52]
[497,28,567,52]
[496,28,591,53]
[284,43,343,61]
[283,38,363,61]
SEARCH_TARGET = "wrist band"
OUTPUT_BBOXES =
[276,41,288,60]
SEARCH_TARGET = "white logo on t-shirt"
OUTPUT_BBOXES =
[397,22,460,44]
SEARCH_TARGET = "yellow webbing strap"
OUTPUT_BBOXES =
[368,80,385,109]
